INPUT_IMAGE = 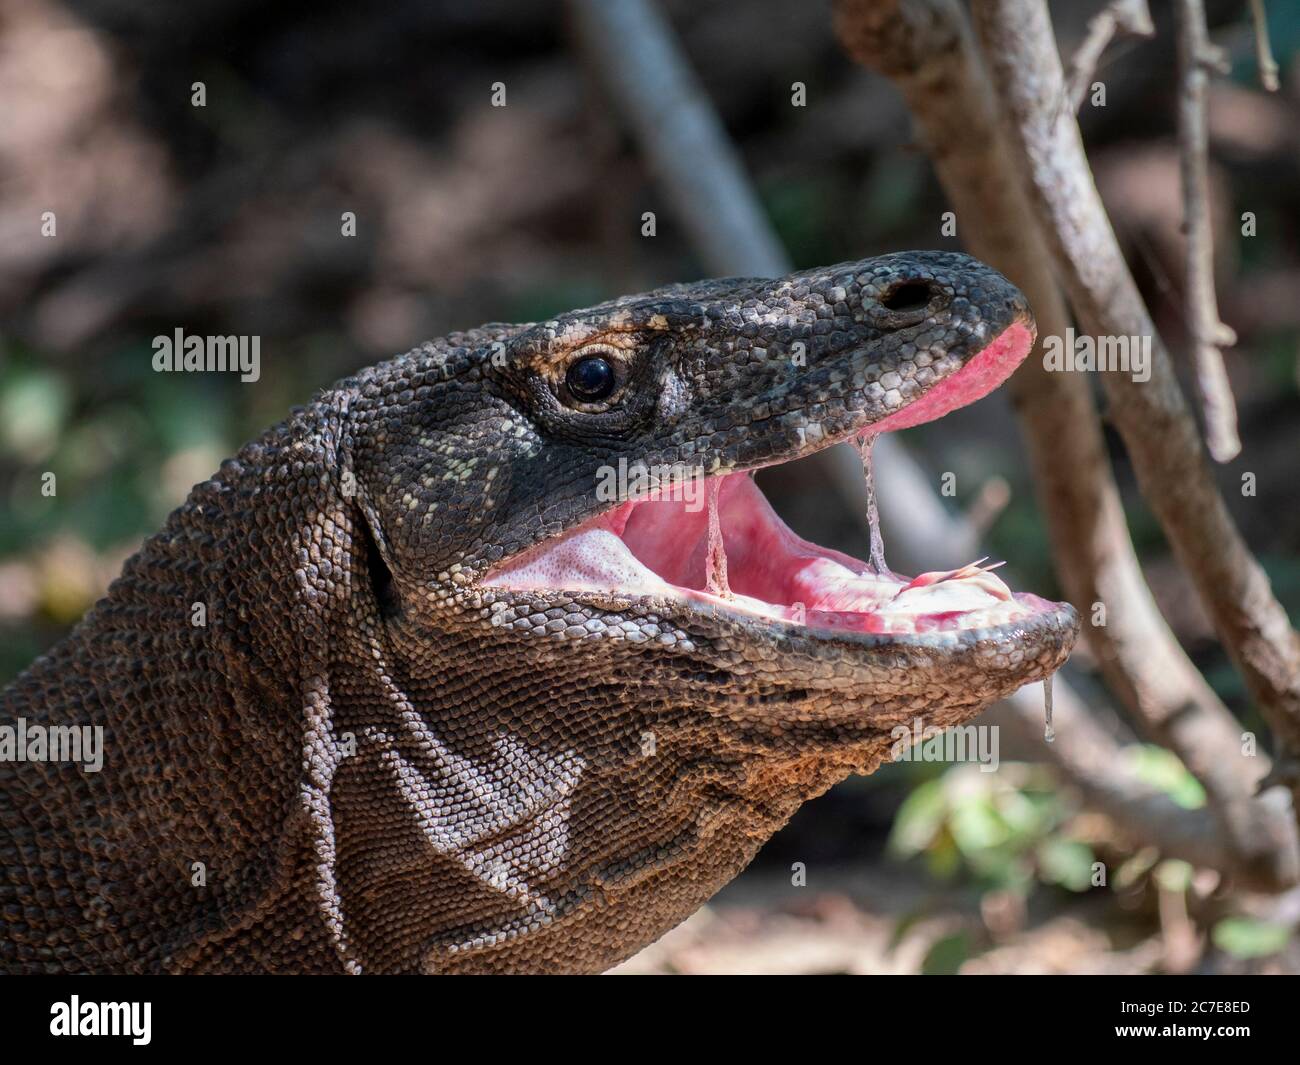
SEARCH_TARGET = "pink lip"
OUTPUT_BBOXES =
[867,320,1034,434]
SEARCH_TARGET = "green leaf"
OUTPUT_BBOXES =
[921,932,970,975]
[1212,917,1291,960]
[0,368,70,461]
[925,833,962,880]
[1125,746,1206,809]
[1153,858,1194,894]
[889,778,946,856]
[1037,838,1095,892]
[950,799,1008,855]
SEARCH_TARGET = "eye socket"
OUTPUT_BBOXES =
[565,354,618,403]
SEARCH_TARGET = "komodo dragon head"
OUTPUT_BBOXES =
[333,250,1078,972]
[1,251,1078,975]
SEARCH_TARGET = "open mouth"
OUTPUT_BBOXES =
[484,321,1059,637]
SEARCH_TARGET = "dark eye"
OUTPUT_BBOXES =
[565,355,617,402]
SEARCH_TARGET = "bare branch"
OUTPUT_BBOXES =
[566,0,787,279]
[1065,0,1155,113]
[834,0,1296,890]
[1249,0,1281,92]
[1177,0,1241,462]
[970,0,1300,824]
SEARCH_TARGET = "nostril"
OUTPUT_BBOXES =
[880,280,932,312]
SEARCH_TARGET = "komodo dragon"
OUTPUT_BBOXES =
[1,251,1078,974]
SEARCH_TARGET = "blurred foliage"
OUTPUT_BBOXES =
[1123,746,1207,810]
[1212,916,1291,960]
[889,763,1095,894]
[888,747,1206,895]
[887,754,1297,970]
[921,931,972,975]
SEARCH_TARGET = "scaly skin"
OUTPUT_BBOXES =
[0,251,1077,973]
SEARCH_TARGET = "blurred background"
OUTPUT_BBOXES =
[1,0,1298,973]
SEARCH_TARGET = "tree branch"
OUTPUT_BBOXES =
[566,0,787,279]
[834,0,1296,891]
[1249,0,1281,92]
[1176,0,1241,462]
[1065,0,1155,113]
[970,0,1300,826]
[996,681,1289,876]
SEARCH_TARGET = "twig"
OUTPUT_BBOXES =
[1177,0,1241,462]
[834,0,1297,891]
[566,0,787,278]
[971,0,1300,833]
[1249,0,1281,92]
[1065,0,1155,113]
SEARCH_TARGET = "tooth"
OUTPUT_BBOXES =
[856,433,892,577]
[705,478,732,598]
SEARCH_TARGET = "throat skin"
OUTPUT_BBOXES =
[0,252,1078,974]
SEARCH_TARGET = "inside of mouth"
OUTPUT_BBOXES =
[483,463,1048,635]
[482,320,1054,635]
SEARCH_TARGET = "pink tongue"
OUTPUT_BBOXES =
[794,558,1014,616]
[790,559,899,613]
